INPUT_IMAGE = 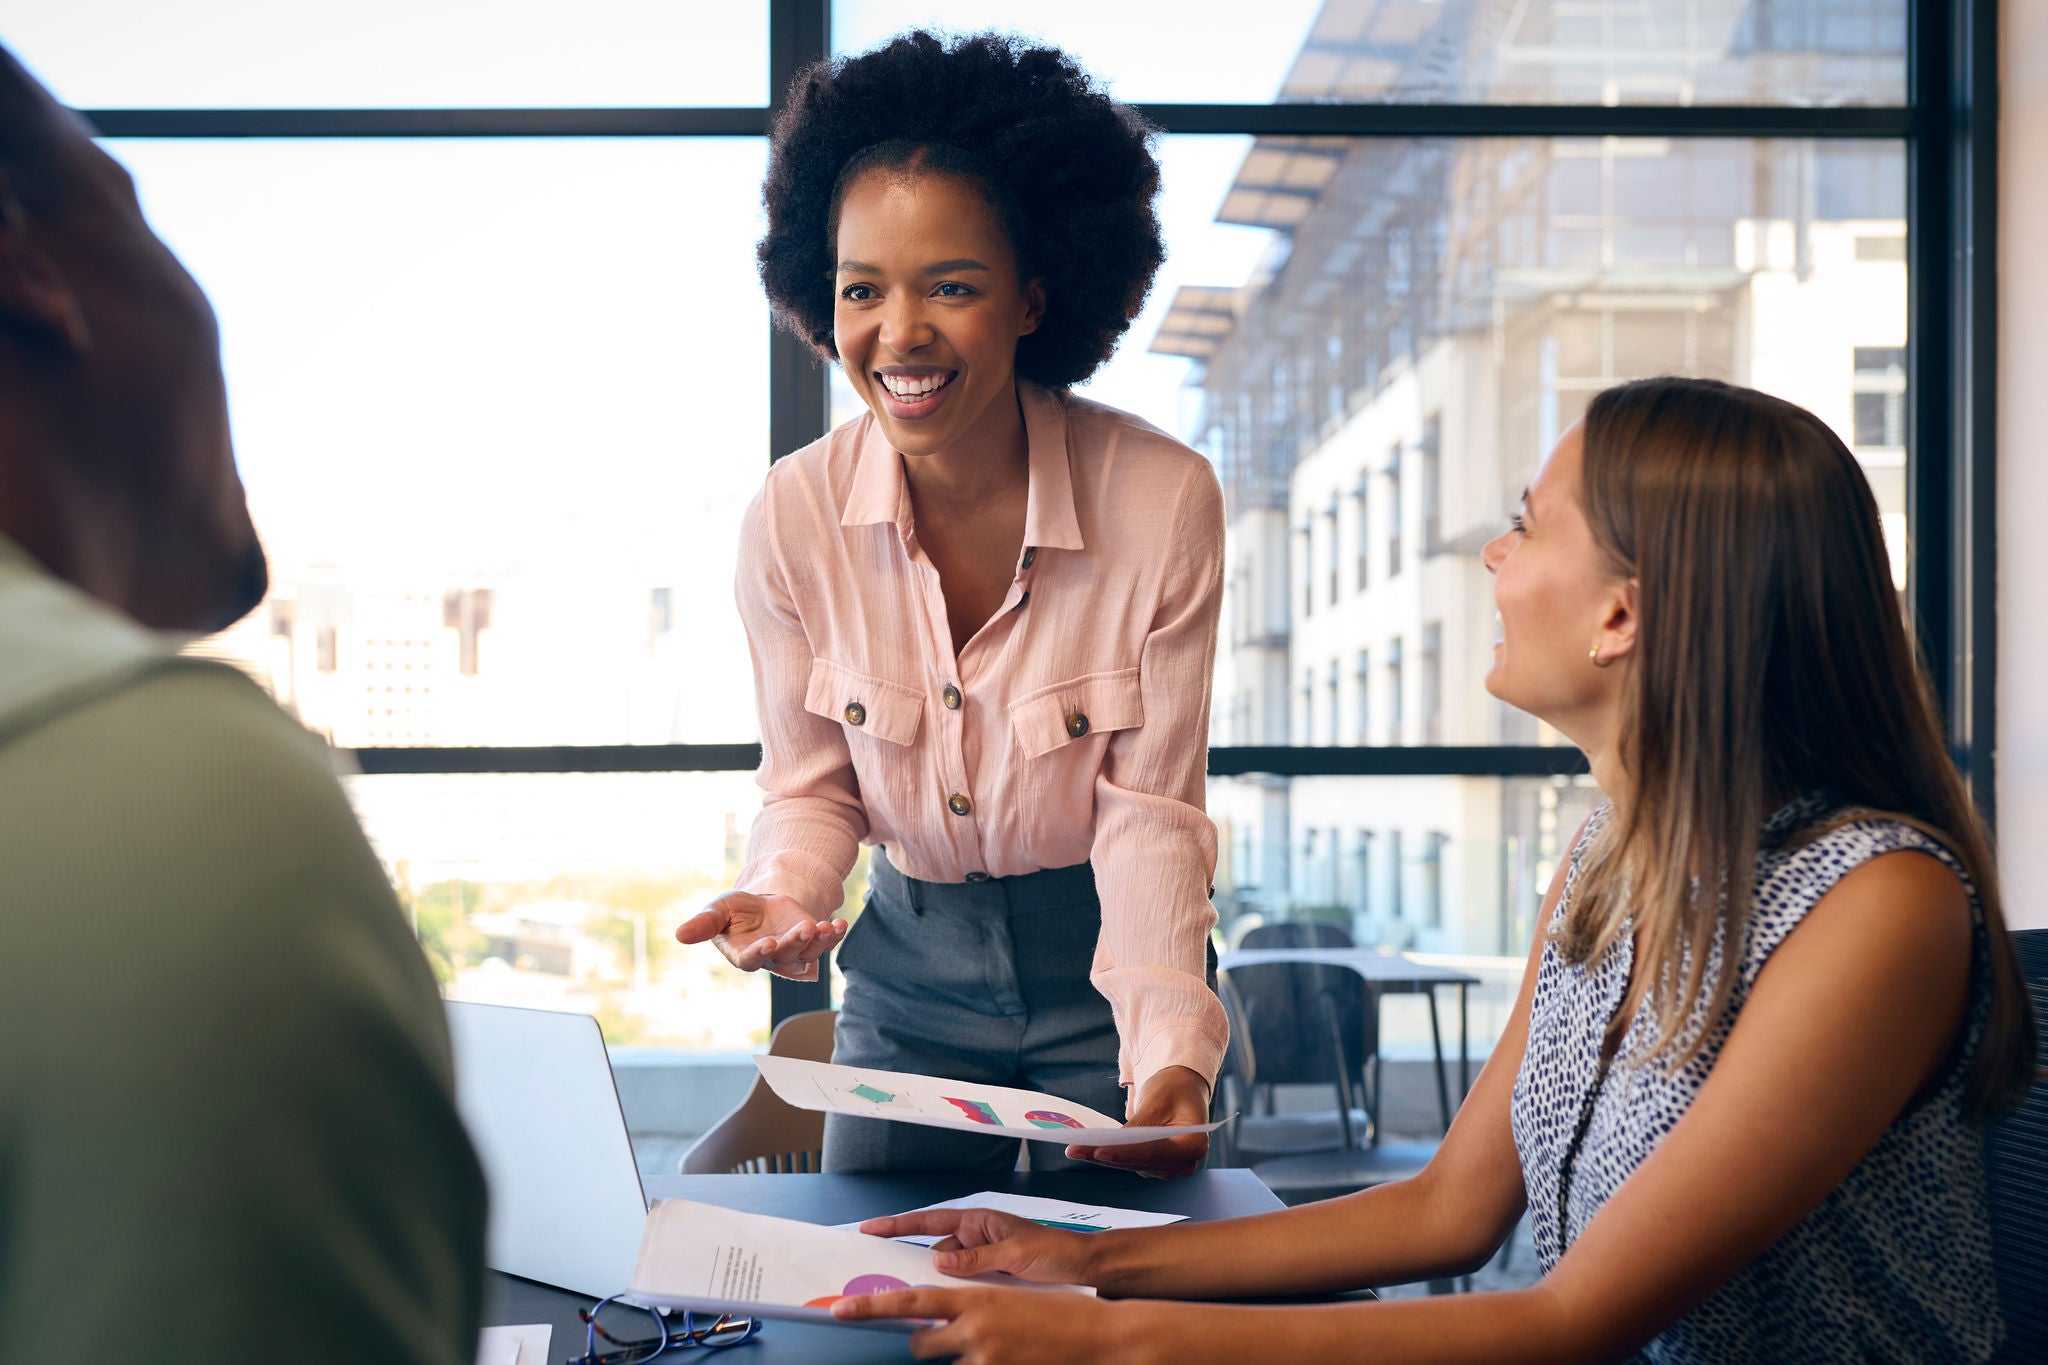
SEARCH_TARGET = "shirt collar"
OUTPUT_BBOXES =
[839,380,1085,552]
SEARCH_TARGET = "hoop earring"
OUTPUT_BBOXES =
[1589,646,1609,668]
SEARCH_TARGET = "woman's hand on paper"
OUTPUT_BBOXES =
[856,1208,1100,1286]
[673,891,847,982]
[832,1284,1142,1363]
[1066,1066,1211,1179]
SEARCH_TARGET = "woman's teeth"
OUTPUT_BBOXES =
[880,373,952,399]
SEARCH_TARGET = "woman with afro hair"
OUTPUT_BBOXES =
[676,31,1227,1178]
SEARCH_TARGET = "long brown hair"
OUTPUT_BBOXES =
[1558,376,2035,1120]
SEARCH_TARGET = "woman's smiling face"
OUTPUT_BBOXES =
[1480,422,1635,740]
[832,167,1044,459]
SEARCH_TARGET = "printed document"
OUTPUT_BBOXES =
[754,1055,1226,1145]
[628,1199,1092,1332]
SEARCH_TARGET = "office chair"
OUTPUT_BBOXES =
[680,1009,836,1174]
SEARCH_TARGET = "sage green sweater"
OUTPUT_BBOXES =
[0,536,485,1364]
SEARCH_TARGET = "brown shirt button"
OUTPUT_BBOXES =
[948,793,973,817]
[942,685,962,710]
[1065,712,1090,739]
[844,701,866,726]
[1021,547,1037,570]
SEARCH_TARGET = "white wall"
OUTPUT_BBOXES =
[1999,0,2048,928]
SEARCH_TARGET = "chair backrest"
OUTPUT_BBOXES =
[1211,971,1257,1167]
[1988,929,2048,1361]
[1216,969,1258,1090]
[680,1009,837,1175]
[1239,920,1355,950]
[1225,958,1374,1086]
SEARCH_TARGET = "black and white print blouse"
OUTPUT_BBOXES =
[1510,796,2002,1363]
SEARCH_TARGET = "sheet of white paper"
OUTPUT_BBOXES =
[754,1055,1226,1145]
[628,1198,1093,1333]
[840,1190,1192,1246]
[473,1324,550,1365]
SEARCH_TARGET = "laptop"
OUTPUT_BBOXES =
[445,1000,654,1297]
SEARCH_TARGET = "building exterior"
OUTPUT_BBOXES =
[1157,0,1907,956]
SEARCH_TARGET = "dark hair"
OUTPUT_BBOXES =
[757,30,1165,389]
[1559,376,2035,1120]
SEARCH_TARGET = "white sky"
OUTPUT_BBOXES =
[2,2,1311,580]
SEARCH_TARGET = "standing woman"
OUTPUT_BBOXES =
[676,31,1226,1178]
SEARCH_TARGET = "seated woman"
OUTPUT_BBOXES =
[831,376,2038,1363]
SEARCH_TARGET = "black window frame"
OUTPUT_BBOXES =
[82,0,1998,1027]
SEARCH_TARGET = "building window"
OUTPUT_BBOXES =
[1387,828,1406,921]
[1301,668,1316,745]
[1385,444,1404,578]
[1351,830,1374,919]
[1327,658,1341,747]
[1326,496,1340,606]
[1354,649,1371,744]
[1386,636,1405,744]
[1299,521,1314,618]
[1421,415,1442,553]
[1421,621,1443,746]
[1852,345,1906,449]
[1300,826,1318,906]
[316,624,338,674]
[1353,471,1371,591]
[1423,831,1449,929]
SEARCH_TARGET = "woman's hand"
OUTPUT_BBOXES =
[857,1208,1102,1286]
[832,1285,1145,1363]
[1067,1065,1211,1179]
[673,891,847,982]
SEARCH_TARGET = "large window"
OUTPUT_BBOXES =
[51,0,1990,1065]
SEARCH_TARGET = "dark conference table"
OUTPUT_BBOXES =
[484,1168,1286,1363]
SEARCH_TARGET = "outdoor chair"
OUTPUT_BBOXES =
[1215,956,1374,1159]
[1232,920,1380,1144]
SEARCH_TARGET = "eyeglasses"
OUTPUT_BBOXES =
[566,1295,764,1364]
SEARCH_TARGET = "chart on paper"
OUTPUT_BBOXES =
[752,1055,1227,1146]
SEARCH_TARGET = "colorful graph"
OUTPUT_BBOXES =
[1023,1110,1084,1130]
[804,1273,913,1310]
[944,1097,1002,1125]
[845,1082,901,1106]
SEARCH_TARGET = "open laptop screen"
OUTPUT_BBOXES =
[446,1000,651,1297]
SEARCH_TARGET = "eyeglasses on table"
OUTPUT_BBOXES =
[567,1294,764,1364]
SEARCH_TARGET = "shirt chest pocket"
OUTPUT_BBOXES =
[1009,668,1145,759]
[803,658,925,748]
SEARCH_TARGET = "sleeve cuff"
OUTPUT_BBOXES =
[1124,1014,1229,1100]
[736,855,848,919]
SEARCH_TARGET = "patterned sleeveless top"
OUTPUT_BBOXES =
[1510,797,2003,1362]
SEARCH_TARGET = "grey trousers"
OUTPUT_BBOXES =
[823,850,1127,1175]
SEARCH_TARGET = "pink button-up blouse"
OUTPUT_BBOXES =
[734,381,1228,1095]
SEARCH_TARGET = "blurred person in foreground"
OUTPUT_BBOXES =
[833,378,2036,1363]
[0,47,484,1365]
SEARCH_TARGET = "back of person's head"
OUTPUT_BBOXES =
[1563,375,2034,1118]
[0,45,265,634]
